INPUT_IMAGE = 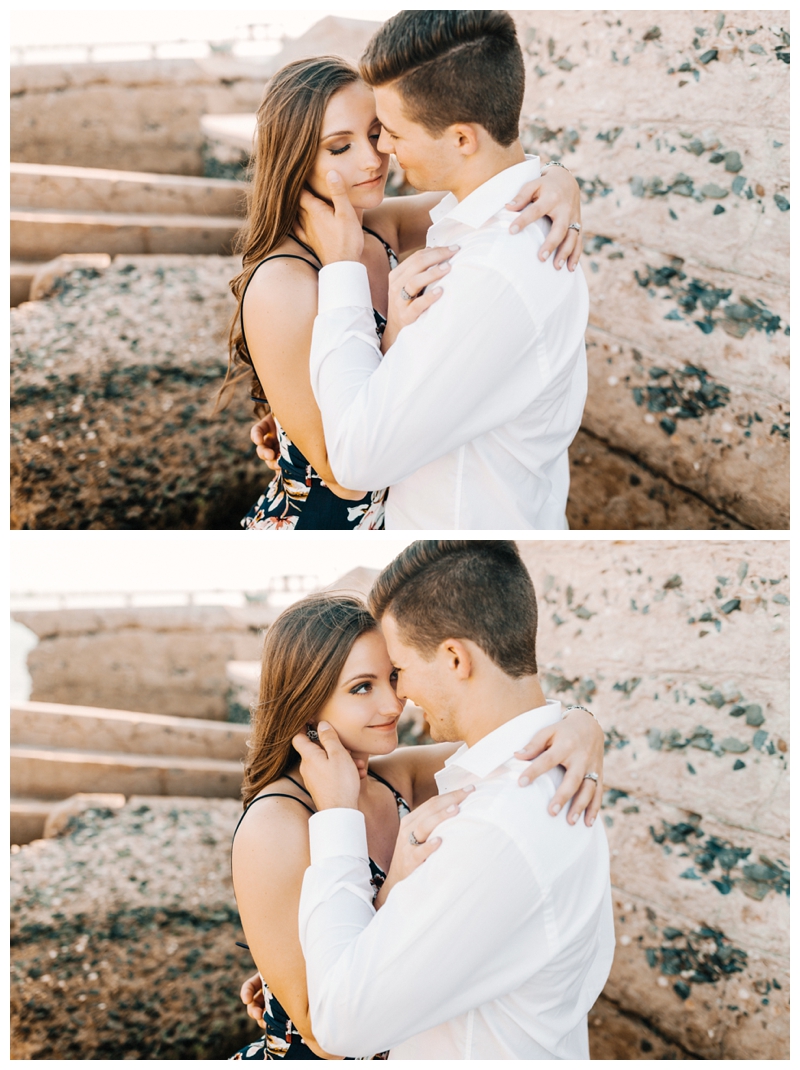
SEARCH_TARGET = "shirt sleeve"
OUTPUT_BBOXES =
[298,805,554,1058]
[308,253,544,490]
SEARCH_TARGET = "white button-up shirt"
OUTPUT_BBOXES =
[298,700,615,1060]
[309,157,589,529]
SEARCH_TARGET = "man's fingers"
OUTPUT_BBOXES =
[291,732,317,758]
[315,720,346,756]
[326,170,357,217]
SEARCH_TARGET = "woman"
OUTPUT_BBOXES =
[230,593,603,1059]
[224,56,583,529]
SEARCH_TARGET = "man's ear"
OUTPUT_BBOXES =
[441,638,473,679]
[451,123,480,157]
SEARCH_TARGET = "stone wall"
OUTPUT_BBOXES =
[517,539,789,1058]
[10,255,269,529]
[10,17,381,177]
[513,10,790,528]
[13,604,278,719]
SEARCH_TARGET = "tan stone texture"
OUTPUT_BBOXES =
[10,796,257,1059]
[513,10,789,528]
[10,17,382,176]
[518,539,789,1058]
[10,254,270,529]
[14,605,277,718]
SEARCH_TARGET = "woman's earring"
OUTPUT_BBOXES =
[306,724,320,743]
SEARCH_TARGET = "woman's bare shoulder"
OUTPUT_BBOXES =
[232,784,313,854]
[243,247,319,310]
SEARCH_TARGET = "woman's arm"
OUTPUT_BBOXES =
[231,799,337,1059]
[373,707,604,824]
[242,259,366,500]
[363,164,583,267]
[364,191,446,257]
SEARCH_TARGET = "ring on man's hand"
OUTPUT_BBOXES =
[567,222,582,233]
[583,771,599,783]
[401,286,416,301]
[409,831,422,846]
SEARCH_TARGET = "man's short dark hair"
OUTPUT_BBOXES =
[360,11,524,147]
[368,541,538,677]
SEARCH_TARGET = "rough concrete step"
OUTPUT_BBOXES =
[10,261,39,307]
[11,701,249,761]
[10,745,243,800]
[11,207,241,261]
[10,798,54,846]
[11,162,247,217]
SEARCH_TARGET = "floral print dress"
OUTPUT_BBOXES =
[240,231,396,531]
[230,771,409,1060]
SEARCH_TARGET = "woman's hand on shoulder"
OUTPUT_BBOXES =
[374,787,474,908]
[380,246,456,351]
[513,706,603,826]
[504,164,583,271]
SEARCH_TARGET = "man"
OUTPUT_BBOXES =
[293,541,614,1059]
[301,11,589,529]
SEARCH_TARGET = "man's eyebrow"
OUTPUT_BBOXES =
[342,672,378,686]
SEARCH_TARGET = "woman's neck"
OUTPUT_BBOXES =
[287,748,371,796]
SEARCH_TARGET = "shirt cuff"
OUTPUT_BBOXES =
[308,808,369,864]
[317,262,372,314]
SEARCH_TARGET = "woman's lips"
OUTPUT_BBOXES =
[354,175,383,188]
[369,721,398,730]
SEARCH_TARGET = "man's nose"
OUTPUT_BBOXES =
[377,130,393,156]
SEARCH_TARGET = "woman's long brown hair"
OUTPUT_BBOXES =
[241,593,377,809]
[219,56,361,412]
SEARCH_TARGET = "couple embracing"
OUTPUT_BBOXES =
[231,541,614,1059]
[226,10,588,530]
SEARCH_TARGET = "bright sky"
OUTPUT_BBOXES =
[10,9,398,49]
[10,537,417,594]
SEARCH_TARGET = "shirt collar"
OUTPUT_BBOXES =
[429,156,541,231]
[438,699,563,784]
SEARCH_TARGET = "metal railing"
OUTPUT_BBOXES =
[10,574,320,612]
[11,24,287,67]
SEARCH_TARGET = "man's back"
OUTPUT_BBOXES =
[389,749,614,1058]
[300,703,614,1060]
[387,173,589,529]
[310,158,589,530]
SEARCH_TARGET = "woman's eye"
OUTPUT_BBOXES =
[351,681,371,695]
[329,144,350,156]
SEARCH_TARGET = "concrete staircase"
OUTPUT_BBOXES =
[10,700,248,844]
[11,162,247,304]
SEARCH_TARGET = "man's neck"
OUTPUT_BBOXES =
[449,139,527,203]
[457,674,547,749]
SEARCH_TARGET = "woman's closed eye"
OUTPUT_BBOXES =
[329,143,351,156]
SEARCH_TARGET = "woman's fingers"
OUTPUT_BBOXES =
[566,231,583,271]
[552,227,580,271]
[565,776,600,826]
[404,786,473,842]
[585,774,603,827]
[516,738,562,787]
[514,725,552,765]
